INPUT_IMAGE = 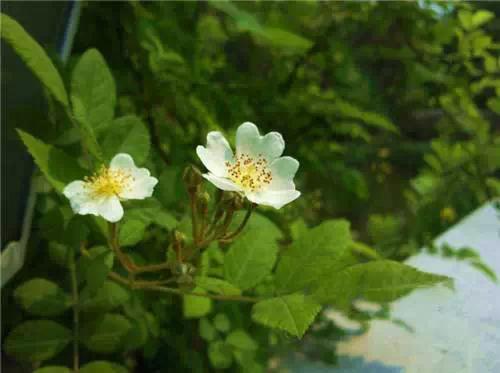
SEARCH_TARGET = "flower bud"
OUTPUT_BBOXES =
[176,263,196,287]
[197,191,210,215]
[232,194,245,210]
[173,230,186,246]
[220,191,237,208]
[183,165,203,193]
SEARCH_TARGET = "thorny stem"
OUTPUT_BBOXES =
[107,271,258,302]
[134,262,171,274]
[197,208,233,248]
[107,223,175,276]
[204,202,222,238]
[219,209,235,237]
[220,203,255,242]
[103,187,260,304]
[69,250,80,373]
[136,284,261,303]
[108,223,137,272]
[190,192,200,245]
[108,271,176,287]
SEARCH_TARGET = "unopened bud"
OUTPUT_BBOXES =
[232,194,245,210]
[197,192,210,214]
[183,165,203,193]
[181,263,196,275]
[221,191,238,209]
[173,230,186,246]
[175,263,196,287]
[221,191,237,202]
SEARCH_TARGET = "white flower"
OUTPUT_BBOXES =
[196,122,300,209]
[63,153,158,222]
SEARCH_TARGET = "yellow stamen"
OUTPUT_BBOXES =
[84,166,133,198]
[226,153,272,192]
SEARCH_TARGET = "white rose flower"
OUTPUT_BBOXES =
[196,122,300,209]
[63,153,158,222]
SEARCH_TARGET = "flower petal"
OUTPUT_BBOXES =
[196,131,234,177]
[63,180,100,216]
[119,168,158,200]
[268,156,299,190]
[109,153,135,170]
[235,122,284,161]
[246,189,301,209]
[110,153,158,200]
[98,195,124,222]
[63,180,86,199]
[202,173,242,192]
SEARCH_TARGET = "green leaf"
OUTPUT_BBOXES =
[48,242,73,268]
[367,214,403,246]
[213,313,231,333]
[87,246,115,268]
[119,219,147,247]
[71,49,116,132]
[208,340,233,369]
[290,219,308,241]
[260,27,312,53]
[17,130,85,192]
[1,13,68,107]
[80,281,130,313]
[34,367,72,373]
[458,10,473,31]
[153,210,178,230]
[209,1,260,32]
[252,293,321,338]
[334,98,399,133]
[226,329,257,351]
[80,361,128,373]
[123,317,149,351]
[83,252,112,294]
[351,241,381,260]
[195,276,241,296]
[472,10,494,28]
[14,278,71,316]
[40,208,69,242]
[156,167,187,208]
[199,318,217,342]
[126,198,178,230]
[80,313,132,354]
[209,1,311,54]
[71,95,103,160]
[312,260,453,310]
[4,320,72,362]
[63,215,90,249]
[487,97,500,114]
[274,220,352,294]
[224,213,281,290]
[183,287,212,319]
[101,115,150,165]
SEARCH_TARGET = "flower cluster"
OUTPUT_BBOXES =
[64,123,300,222]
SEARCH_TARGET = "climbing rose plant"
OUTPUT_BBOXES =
[1,11,454,373]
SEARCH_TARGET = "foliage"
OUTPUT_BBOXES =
[2,2,499,372]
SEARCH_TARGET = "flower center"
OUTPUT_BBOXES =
[226,153,272,192]
[84,166,132,198]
